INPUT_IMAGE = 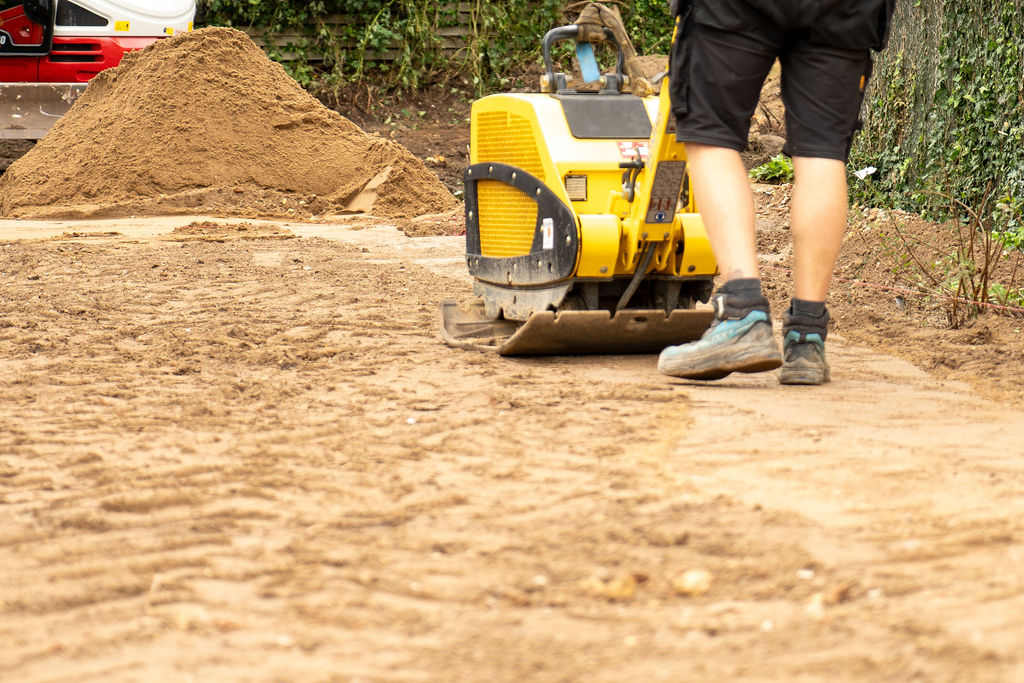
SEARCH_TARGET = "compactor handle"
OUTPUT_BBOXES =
[540,25,626,93]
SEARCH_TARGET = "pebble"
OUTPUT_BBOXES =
[672,569,712,597]
[825,581,856,605]
[805,592,826,621]
[578,573,636,601]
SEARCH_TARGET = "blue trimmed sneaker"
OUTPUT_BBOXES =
[779,331,830,385]
[658,311,782,380]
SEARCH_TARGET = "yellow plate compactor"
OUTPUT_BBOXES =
[440,24,717,355]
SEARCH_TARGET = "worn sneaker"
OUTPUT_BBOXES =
[658,311,782,380]
[779,331,830,385]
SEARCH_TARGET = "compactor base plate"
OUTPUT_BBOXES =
[440,299,713,356]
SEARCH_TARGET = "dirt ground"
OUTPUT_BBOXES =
[2,204,1023,681]
[0,141,33,175]
[3,76,1024,681]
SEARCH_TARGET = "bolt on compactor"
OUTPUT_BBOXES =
[441,7,717,355]
[1,0,196,139]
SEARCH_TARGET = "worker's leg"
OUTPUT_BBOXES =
[776,156,847,384]
[772,157,846,384]
[790,156,848,300]
[659,9,783,379]
[684,143,760,282]
[668,12,779,285]
[776,31,874,385]
[657,141,781,380]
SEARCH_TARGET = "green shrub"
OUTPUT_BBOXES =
[749,155,794,184]
[194,1,675,96]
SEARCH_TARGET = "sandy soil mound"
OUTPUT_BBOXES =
[0,27,457,220]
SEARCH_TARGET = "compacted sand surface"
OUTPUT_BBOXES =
[1,216,1023,681]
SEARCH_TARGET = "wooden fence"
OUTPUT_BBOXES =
[244,4,477,62]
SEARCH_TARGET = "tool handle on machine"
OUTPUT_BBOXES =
[619,158,645,203]
[541,25,625,88]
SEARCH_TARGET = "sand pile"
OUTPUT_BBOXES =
[0,27,457,220]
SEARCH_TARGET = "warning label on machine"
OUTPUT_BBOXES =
[644,161,686,224]
[619,141,649,162]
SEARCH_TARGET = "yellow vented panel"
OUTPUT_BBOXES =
[475,111,546,183]
[478,180,538,257]
[475,110,545,257]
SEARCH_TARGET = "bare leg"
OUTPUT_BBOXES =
[684,143,759,282]
[657,142,782,380]
[790,157,848,301]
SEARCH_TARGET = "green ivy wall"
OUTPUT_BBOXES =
[854,0,1024,241]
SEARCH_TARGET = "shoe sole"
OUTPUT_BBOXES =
[779,364,830,385]
[659,352,782,380]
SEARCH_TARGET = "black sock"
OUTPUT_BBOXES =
[791,298,826,319]
[785,298,829,341]
[713,278,770,320]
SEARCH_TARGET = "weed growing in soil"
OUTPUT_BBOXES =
[749,155,794,184]
[854,174,1024,328]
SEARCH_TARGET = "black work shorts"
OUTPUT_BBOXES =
[670,0,895,162]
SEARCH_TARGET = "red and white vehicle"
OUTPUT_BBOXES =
[1,0,195,138]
